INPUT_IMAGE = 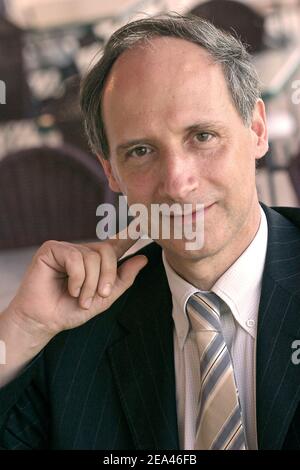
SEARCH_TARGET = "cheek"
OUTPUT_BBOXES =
[116,168,158,205]
[223,143,255,179]
[226,162,257,208]
[205,147,255,202]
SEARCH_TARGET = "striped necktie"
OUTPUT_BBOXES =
[186,292,246,450]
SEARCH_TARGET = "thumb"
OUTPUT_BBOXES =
[117,255,148,291]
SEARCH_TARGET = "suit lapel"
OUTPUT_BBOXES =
[257,205,300,449]
[107,244,179,450]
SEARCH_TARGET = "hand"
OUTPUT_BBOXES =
[7,232,148,339]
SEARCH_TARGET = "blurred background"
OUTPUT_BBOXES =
[1,0,300,309]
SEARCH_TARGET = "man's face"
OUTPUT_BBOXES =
[100,37,268,262]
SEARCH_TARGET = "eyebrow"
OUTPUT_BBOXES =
[115,120,225,154]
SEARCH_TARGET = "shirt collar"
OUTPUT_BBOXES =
[163,206,268,348]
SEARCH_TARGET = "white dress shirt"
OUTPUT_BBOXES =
[162,207,268,450]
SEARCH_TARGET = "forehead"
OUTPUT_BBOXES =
[102,37,237,137]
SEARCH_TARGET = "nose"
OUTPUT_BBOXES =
[158,152,198,201]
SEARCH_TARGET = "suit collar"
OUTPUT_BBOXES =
[257,204,300,449]
[107,243,179,450]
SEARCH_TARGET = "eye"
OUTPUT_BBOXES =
[126,146,152,158]
[194,132,213,142]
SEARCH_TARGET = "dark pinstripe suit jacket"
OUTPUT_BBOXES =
[0,205,300,449]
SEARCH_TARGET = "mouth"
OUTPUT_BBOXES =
[204,202,215,213]
[168,202,216,225]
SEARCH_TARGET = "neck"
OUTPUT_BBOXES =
[165,201,262,291]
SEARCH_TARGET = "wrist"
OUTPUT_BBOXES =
[0,306,54,355]
[0,307,53,388]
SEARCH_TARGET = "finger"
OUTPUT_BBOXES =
[62,244,91,300]
[115,255,148,294]
[111,224,140,259]
[74,255,148,321]
[85,223,141,261]
[39,241,86,298]
[66,252,86,299]
[78,251,101,309]
[96,244,118,297]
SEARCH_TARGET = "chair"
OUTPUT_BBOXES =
[0,17,33,122]
[41,74,92,155]
[0,144,116,249]
[0,0,6,17]
[188,0,266,53]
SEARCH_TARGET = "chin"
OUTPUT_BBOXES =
[153,209,231,259]
[157,236,221,261]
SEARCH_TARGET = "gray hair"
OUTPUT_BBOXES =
[80,14,261,159]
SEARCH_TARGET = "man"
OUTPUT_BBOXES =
[0,14,299,450]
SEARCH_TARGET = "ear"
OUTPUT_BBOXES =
[97,154,122,193]
[250,99,269,161]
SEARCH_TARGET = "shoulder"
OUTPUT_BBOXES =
[262,203,300,235]
[269,206,300,229]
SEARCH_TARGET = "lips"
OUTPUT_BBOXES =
[154,202,216,226]
[179,202,215,216]
[183,203,215,224]
[204,202,215,212]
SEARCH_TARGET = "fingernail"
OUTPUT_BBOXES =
[101,283,111,297]
[74,288,80,297]
[83,297,93,309]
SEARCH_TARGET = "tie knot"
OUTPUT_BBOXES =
[186,292,222,332]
